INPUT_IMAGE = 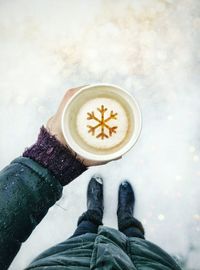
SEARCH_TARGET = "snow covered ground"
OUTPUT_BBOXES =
[0,1,199,269]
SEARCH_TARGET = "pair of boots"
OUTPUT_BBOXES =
[76,175,145,239]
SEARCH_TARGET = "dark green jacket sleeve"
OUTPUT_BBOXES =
[0,156,63,270]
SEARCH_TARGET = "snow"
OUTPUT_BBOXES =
[0,1,199,269]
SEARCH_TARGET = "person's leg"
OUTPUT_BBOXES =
[119,217,145,239]
[70,216,100,238]
[117,181,145,239]
[70,175,104,238]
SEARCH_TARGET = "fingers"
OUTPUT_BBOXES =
[57,85,88,114]
[113,156,122,161]
[65,87,80,98]
[65,85,89,98]
[82,155,122,167]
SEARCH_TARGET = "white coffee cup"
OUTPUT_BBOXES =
[61,83,142,161]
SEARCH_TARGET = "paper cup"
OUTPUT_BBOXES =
[61,83,142,161]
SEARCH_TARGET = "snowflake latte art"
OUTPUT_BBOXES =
[77,98,128,149]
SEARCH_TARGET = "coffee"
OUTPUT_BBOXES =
[62,84,141,161]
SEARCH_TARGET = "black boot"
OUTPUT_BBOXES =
[117,181,144,235]
[77,175,104,226]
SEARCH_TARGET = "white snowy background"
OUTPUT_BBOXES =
[0,0,199,269]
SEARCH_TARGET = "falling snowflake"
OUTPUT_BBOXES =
[87,105,118,140]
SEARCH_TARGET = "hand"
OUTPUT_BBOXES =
[46,86,121,167]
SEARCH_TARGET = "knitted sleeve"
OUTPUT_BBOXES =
[23,126,87,186]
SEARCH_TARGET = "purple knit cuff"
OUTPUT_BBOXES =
[23,126,87,186]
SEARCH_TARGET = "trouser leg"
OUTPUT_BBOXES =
[70,220,99,238]
[118,216,145,239]
[69,209,103,239]
[121,225,145,239]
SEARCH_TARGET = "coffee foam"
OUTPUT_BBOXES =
[76,97,128,149]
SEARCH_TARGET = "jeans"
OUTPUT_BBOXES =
[70,217,145,239]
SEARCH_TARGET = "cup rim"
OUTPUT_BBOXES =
[61,83,142,161]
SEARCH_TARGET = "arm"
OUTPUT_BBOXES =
[0,86,112,269]
[0,126,87,270]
